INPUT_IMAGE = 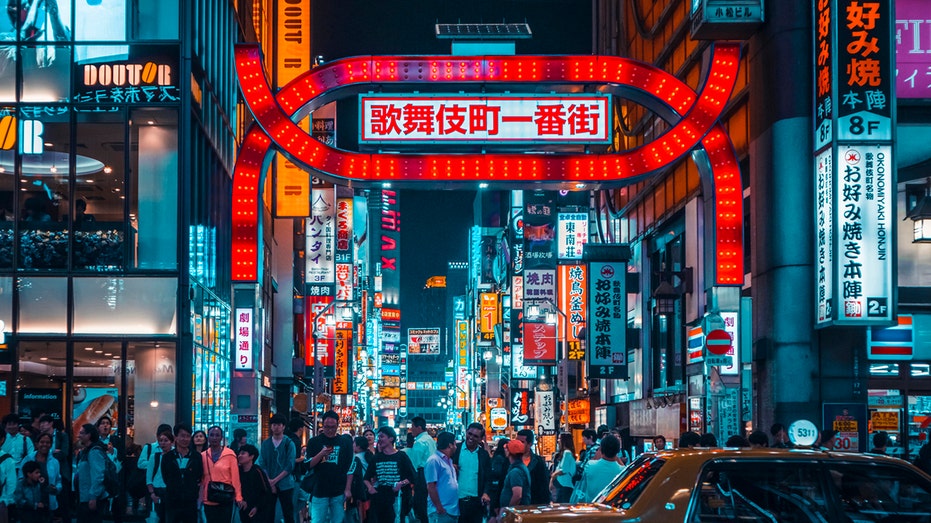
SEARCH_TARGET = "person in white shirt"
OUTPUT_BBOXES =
[452,423,491,523]
[0,414,34,473]
[550,433,576,503]
[145,430,174,522]
[425,432,459,523]
[409,417,436,523]
[0,439,17,520]
[573,435,624,503]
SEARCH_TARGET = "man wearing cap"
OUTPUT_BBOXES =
[499,440,531,510]
[515,429,550,505]
[258,414,296,523]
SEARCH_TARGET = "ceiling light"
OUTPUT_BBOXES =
[85,179,94,183]
[84,347,94,351]
[39,357,48,361]
[479,182,489,189]
[147,120,155,125]
[103,166,112,174]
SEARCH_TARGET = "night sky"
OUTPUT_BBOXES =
[310,0,593,323]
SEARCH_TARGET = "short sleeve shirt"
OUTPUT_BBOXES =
[306,434,352,498]
[499,461,531,508]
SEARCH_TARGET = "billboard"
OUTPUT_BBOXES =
[408,328,441,355]
[522,321,556,366]
[588,261,627,378]
[813,0,895,327]
[360,94,610,144]
[557,212,588,260]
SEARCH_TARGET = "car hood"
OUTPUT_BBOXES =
[503,503,624,522]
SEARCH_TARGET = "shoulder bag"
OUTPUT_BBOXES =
[205,450,236,504]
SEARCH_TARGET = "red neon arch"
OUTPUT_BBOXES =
[232,44,743,284]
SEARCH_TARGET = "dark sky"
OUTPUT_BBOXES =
[311,0,593,324]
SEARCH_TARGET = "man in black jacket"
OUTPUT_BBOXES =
[160,423,204,523]
[515,429,551,505]
[452,423,492,523]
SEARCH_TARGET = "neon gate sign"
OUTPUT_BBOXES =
[233,44,744,284]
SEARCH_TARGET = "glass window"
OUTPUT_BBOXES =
[17,341,67,421]
[20,46,71,103]
[135,0,179,39]
[74,110,126,271]
[0,276,11,333]
[126,342,175,444]
[72,277,178,334]
[827,463,931,521]
[912,364,930,378]
[597,455,665,509]
[74,0,127,44]
[18,276,67,333]
[18,107,70,270]
[73,341,121,438]
[688,461,831,522]
[130,108,177,270]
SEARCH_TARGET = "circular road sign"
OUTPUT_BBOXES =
[705,329,732,355]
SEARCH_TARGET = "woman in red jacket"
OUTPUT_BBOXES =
[201,426,244,522]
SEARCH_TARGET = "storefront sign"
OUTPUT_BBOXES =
[687,326,704,364]
[408,328,441,355]
[823,403,867,452]
[535,389,556,435]
[557,213,588,259]
[524,192,557,271]
[380,189,401,306]
[235,308,253,370]
[813,0,895,327]
[868,315,913,359]
[871,410,899,431]
[490,407,509,430]
[896,0,931,99]
[523,321,556,366]
[524,269,556,303]
[567,398,591,425]
[479,293,499,334]
[558,264,588,360]
[588,261,627,378]
[511,344,538,379]
[332,328,351,395]
[359,94,610,144]
[73,46,181,105]
[306,187,336,291]
[305,296,334,370]
[511,389,532,427]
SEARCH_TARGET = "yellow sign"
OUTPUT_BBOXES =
[833,420,858,433]
[871,411,899,432]
[332,329,351,395]
[567,398,590,425]
[480,293,499,333]
[275,152,311,217]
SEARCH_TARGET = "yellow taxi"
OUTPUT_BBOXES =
[500,448,931,522]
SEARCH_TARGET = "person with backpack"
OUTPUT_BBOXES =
[146,429,175,522]
[0,414,34,474]
[160,424,204,523]
[75,423,108,523]
[343,436,372,523]
[257,414,296,523]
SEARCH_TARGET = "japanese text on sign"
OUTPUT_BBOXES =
[235,308,253,370]
[360,95,610,144]
[559,264,588,360]
[588,262,626,378]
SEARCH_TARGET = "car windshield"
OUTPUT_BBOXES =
[594,454,665,509]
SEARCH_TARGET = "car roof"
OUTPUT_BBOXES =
[649,447,913,465]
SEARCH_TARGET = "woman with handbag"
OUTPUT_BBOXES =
[200,426,243,522]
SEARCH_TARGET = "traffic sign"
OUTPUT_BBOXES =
[705,329,732,355]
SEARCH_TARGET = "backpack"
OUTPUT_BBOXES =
[95,445,120,498]
[349,456,368,502]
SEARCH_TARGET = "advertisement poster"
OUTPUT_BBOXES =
[19,388,63,421]
[72,387,119,437]
[823,402,867,452]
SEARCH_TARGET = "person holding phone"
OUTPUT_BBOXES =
[305,411,352,523]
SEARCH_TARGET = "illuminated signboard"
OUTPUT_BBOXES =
[813,0,894,327]
[558,264,588,361]
[479,293,499,334]
[73,46,181,105]
[234,308,253,370]
[588,261,627,378]
[408,328,441,355]
[557,213,588,260]
[333,328,351,394]
[896,0,931,99]
[523,321,556,366]
[306,187,335,294]
[359,94,610,144]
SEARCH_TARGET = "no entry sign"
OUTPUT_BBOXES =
[705,329,732,366]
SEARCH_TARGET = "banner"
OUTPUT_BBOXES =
[408,328,441,355]
[588,261,627,378]
[511,389,532,427]
[333,328,351,395]
[306,187,335,294]
[535,389,556,435]
[523,191,557,270]
[523,320,556,366]
[558,264,587,360]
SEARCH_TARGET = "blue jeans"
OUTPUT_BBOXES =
[311,494,345,523]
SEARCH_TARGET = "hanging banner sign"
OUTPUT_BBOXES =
[558,264,588,360]
[234,308,253,370]
[360,94,610,144]
[333,328,351,395]
[523,321,557,366]
[588,261,627,378]
[535,389,556,435]
[511,344,538,379]
[306,187,336,292]
[511,389,532,427]
[557,212,588,260]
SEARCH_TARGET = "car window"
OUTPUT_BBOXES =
[688,461,832,523]
[826,462,931,522]
[595,455,664,510]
